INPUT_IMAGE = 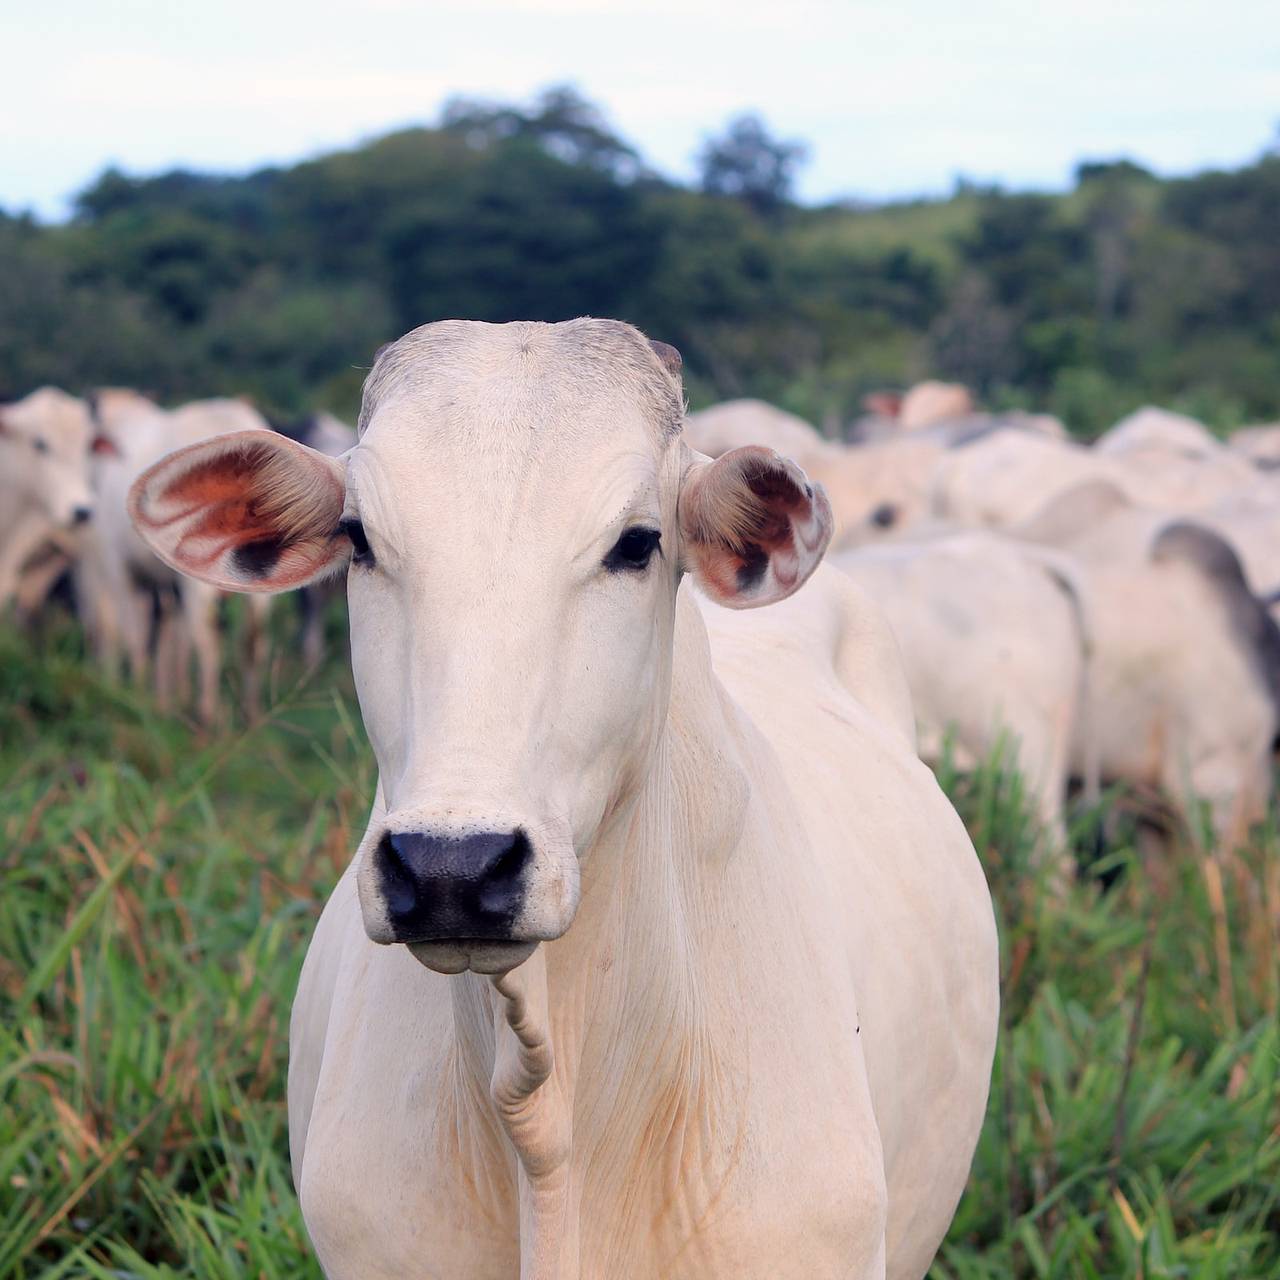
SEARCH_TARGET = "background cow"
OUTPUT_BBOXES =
[833,531,1091,865]
[78,393,277,722]
[0,387,98,616]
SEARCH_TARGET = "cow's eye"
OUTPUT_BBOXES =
[33,437,49,455]
[338,518,375,567]
[605,526,661,573]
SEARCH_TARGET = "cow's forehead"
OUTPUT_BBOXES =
[3,388,92,450]
[358,319,683,448]
[361,378,661,465]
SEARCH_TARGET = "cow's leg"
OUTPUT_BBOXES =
[75,543,148,687]
[76,567,111,668]
[299,586,326,670]
[14,547,71,624]
[1168,744,1267,854]
[0,511,52,616]
[243,594,272,719]
[181,581,223,725]
[1023,710,1077,886]
[1201,752,1269,855]
[74,553,120,674]
[153,590,188,713]
[124,581,155,687]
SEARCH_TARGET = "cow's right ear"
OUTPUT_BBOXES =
[680,445,832,608]
[128,430,352,593]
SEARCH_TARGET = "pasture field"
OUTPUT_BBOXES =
[1,618,1278,1279]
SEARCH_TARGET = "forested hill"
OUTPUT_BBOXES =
[3,87,1278,435]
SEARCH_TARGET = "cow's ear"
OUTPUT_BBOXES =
[128,430,351,593]
[679,445,832,608]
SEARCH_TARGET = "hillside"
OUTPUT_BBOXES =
[2,90,1277,435]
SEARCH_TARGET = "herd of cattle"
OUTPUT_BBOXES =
[688,390,1280,866]
[5,376,1280,866]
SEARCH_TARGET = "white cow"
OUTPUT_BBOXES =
[833,532,1090,861]
[0,387,97,613]
[683,397,830,465]
[1018,481,1280,847]
[897,380,973,432]
[684,402,948,547]
[686,403,1076,550]
[129,319,998,1279]
[1094,406,1223,460]
[1097,413,1262,512]
[931,427,1263,531]
[819,438,951,546]
[80,393,275,722]
[1228,423,1280,470]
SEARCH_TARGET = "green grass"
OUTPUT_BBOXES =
[1,623,1277,1277]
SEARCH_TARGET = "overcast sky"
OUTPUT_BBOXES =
[2,0,1276,219]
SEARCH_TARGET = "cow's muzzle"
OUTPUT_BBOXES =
[372,828,532,944]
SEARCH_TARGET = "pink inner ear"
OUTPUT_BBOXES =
[685,448,816,601]
[140,450,263,567]
[137,443,282,571]
[90,434,120,457]
[133,435,347,590]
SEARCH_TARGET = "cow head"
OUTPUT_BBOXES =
[128,320,832,975]
[0,388,98,527]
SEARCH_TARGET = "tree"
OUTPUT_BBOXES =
[697,114,808,216]
[5,84,1280,431]
[929,271,1016,395]
[381,138,660,330]
[443,84,642,181]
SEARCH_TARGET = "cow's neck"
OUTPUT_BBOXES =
[459,590,759,1277]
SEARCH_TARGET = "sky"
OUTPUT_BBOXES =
[1,0,1277,219]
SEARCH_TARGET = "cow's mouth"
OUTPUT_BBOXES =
[407,938,539,976]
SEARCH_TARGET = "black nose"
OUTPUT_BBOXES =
[72,506,93,525]
[373,829,532,942]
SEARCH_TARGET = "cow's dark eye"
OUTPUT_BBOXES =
[869,502,898,529]
[338,518,374,567]
[33,437,49,455]
[605,526,661,573]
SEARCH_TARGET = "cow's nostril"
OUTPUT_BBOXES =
[375,834,420,916]
[478,831,532,914]
[72,506,93,525]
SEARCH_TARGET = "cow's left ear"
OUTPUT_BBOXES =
[679,445,833,608]
[128,430,351,593]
